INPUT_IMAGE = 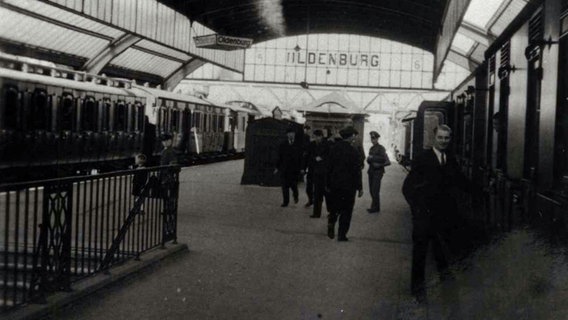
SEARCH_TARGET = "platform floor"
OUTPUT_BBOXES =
[50,160,568,320]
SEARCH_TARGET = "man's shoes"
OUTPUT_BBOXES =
[309,214,320,218]
[304,201,313,208]
[327,224,335,239]
[337,237,349,242]
[293,196,299,204]
[367,208,380,213]
[280,203,288,207]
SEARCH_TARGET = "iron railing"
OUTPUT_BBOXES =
[0,165,180,312]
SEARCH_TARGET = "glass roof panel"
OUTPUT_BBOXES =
[135,40,191,62]
[489,0,528,37]
[3,0,124,39]
[463,0,506,30]
[0,7,109,59]
[451,33,476,54]
[110,48,182,78]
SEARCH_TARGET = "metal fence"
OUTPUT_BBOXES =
[0,165,180,312]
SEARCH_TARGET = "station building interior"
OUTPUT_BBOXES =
[1,0,568,319]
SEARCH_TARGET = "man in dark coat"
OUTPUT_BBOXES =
[305,129,329,218]
[274,127,304,207]
[302,125,313,207]
[366,131,390,213]
[402,124,469,302]
[326,126,364,241]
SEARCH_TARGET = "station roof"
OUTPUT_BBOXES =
[160,0,447,54]
[0,0,533,88]
[162,0,532,74]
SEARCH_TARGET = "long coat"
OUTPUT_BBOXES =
[326,140,363,194]
[277,140,303,181]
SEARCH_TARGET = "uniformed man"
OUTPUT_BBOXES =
[366,131,390,213]
[326,126,363,241]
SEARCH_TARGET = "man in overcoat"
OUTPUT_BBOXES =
[326,126,363,241]
[274,127,304,207]
[402,124,469,302]
[305,129,329,218]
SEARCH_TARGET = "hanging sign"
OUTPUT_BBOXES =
[194,34,253,50]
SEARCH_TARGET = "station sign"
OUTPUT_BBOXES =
[194,34,253,50]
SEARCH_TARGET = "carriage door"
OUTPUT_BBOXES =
[496,42,511,173]
[524,11,544,182]
[556,11,568,194]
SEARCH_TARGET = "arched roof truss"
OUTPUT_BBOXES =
[0,0,245,87]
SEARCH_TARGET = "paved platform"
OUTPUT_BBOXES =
[45,160,568,320]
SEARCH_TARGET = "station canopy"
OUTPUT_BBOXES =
[162,0,531,80]
[0,0,531,89]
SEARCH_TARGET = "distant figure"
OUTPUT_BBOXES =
[366,131,390,213]
[132,153,148,197]
[326,126,363,241]
[305,129,329,218]
[302,125,313,207]
[402,124,470,303]
[352,130,366,170]
[132,154,148,214]
[160,133,178,165]
[274,127,304,207]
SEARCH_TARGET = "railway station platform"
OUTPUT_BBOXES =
[41,159,568,320]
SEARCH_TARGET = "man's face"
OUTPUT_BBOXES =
[371,136,378,145]
[314,135,323,143]
[287,132,295,140]
[162,139,173,148]
[434,129,451,151]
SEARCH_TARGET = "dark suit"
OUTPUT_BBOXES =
[327,140,363,239]
[277,139,303,205]
[402,148,469,296]
[306,140,330,217]
[302,134,313,203]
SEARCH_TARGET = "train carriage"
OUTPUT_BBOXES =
[0,54,253,183]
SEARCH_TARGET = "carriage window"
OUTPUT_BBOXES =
[218,115,225,131]
[182,108,191,133]
[2,85,20,130]
[212,114,217,132]
[193,112,201,132]
[29,89,50,131]
[158,108,167,132]
[136,102,144,132]
[80,96,97,131]
[171,109,180,132]
[114,101,127,131]
[101,99,111,131]
[59,93,75,131]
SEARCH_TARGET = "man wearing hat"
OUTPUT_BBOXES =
[160,133,178,165]
[304,129,330,218]
[274,127,304,207]
[366,131,390,213]
[326,126,363,241]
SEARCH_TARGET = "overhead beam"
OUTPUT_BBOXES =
[434,0,472,82]
[446,49,479,72]
[82,34,142,74]
[163,58,206,91]
[458,22,495,46]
